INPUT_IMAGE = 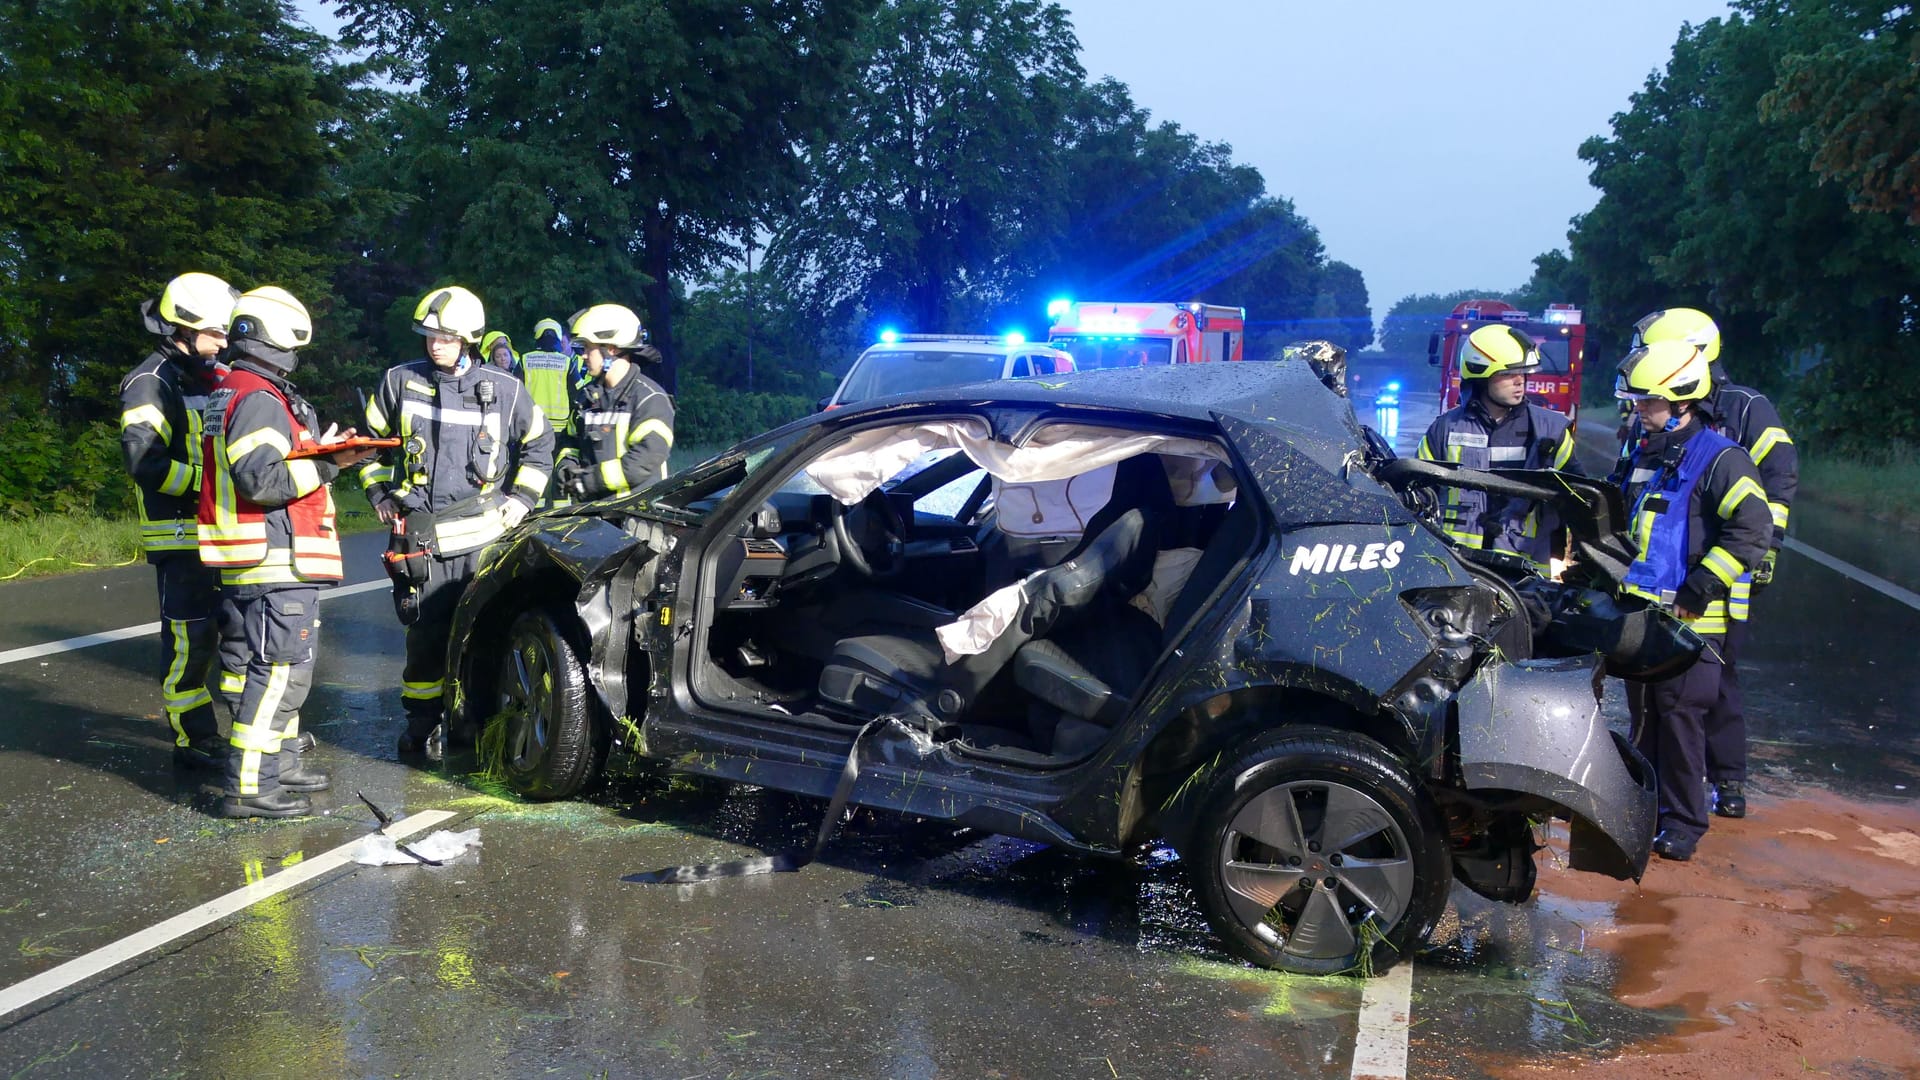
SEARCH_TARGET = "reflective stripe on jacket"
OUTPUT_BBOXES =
[1704,382,1798,548]
[197,366,342,584]
[1416,399,1579,569]
[120,349,220,559]
[571,366,674,496]
[361,360,554,556]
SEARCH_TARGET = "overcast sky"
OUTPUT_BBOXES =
[1064,0,1734,322]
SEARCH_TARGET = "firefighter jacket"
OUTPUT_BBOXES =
[1619,421,1772,640]
[361,360,554,556]
[120,346,221,560]
[197,362,344,585]
[514,349,576,429]
[570,364,674,497]
[1702,383,1797,549]
[1417,396,1582,569]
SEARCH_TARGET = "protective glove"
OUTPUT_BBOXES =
[1752,548,1778,589]
[500,499,530,529]
[554,457,586,490]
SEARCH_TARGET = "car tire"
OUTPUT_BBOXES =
[494,608,600,800]
[1188,726,1450,976]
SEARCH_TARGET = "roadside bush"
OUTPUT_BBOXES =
[0,401,134,517]
[673,375,813,448]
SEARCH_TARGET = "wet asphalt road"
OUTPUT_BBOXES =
[1,419,1916,1079]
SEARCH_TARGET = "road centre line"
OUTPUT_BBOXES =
[0,578,389,668]
[0,808,457,1021]
[1782,538,1920,614]
[1349,959,1413,1079]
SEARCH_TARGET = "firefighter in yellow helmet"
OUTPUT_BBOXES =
[1626,307,1796,820]
[360,286,554,759]
[1417,323,1583,571]
[121,272,239,771]
[554,304,674,500]
[1613,340,1772,861]
[199,287,376,818]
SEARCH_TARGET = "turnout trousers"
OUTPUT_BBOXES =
[222,585,321,797]
[1631,647,1726,844]
[1704,619,1749,784]
[154,553,220,748]
[401,549,480,740]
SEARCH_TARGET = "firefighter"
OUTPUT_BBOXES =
[120,272,238,770]
[553,304,674,501]
[515,318,576,429]
[199,287,375,818]
[1614,340,1773,861]
[1417,323,1584,572]
[1631,307,1798,820]
[361,286,554,758]
[480,329,518,372]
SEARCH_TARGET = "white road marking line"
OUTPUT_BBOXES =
[0,808,456,1020]
[1782,538,1920,614]
[1350,960,1413,1080]
[0,578,390,668]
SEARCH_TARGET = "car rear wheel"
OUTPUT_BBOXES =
[493,608,600,800]
[1188,727,1450,975]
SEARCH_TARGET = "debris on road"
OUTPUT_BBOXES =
[353,828,481,867]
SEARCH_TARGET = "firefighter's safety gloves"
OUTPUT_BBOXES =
[500,499,530,529]
[555,457,592,499]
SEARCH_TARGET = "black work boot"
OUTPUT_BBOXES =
[397,717,444,763]
[290,731,317,754]
[277,750,331,793]
[1712,781,1747,819]
[172,739,225,772]
[219,788,313,820]
[1652,829,1698,862]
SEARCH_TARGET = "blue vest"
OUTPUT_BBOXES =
[1621,427,1750,633]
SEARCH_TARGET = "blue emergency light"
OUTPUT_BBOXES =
[1005,331,1026,345]
[1046,298,1071,319]
[879,328,899,344]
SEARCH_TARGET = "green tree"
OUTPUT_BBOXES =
[1570,2,1920,446]
[1377,289,1519,359]
[1763,4,1920,224]
[770,0,1084,334]
[1305,260,1372,354]
[336,0,880,389]
[0,0,384,420]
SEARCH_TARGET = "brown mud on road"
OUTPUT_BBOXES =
[1499,783,1920,1078]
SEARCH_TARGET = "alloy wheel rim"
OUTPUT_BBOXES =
[502,629,555,770]
[1218,779,1415,960]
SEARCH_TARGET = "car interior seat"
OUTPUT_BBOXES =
[1014,491,1260,757]
[814,454,1175,729]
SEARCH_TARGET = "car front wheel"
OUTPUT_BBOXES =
[1188,727,1451,975]
[492,608,600,800]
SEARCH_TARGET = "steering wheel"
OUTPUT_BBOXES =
[830,490,908,579]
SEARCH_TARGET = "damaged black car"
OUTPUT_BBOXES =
[445,361,1695,975]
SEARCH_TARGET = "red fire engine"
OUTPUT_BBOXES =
[1429,299,1586,422]
[1046,299,1246,369]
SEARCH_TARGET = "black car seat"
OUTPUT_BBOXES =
[815,454,1175,727]
[1013,493,1260,757]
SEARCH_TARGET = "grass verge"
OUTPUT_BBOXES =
[0,514,142,582]
[1797,449,1920,533]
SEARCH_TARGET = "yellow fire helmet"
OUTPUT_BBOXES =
[1616,340,1712,403]
[1632,307,1720,365]
[229,286,312,353]
[155,272,240,333]
[1459,324,1542,380]
[569,303,647,350]
[413,285,486,344]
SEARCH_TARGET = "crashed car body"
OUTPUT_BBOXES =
[447,361,1676,975]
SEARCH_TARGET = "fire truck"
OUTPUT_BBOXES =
[1045,299,1247,369]
[1429,299,1586,422]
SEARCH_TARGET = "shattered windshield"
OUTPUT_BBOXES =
[653,428,806,513]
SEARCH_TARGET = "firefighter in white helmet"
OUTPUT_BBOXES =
[554,303,674,500]
[360,285,554,759]
[199,286,375,818]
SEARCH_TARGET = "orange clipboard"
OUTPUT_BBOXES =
[287,436,401,460]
